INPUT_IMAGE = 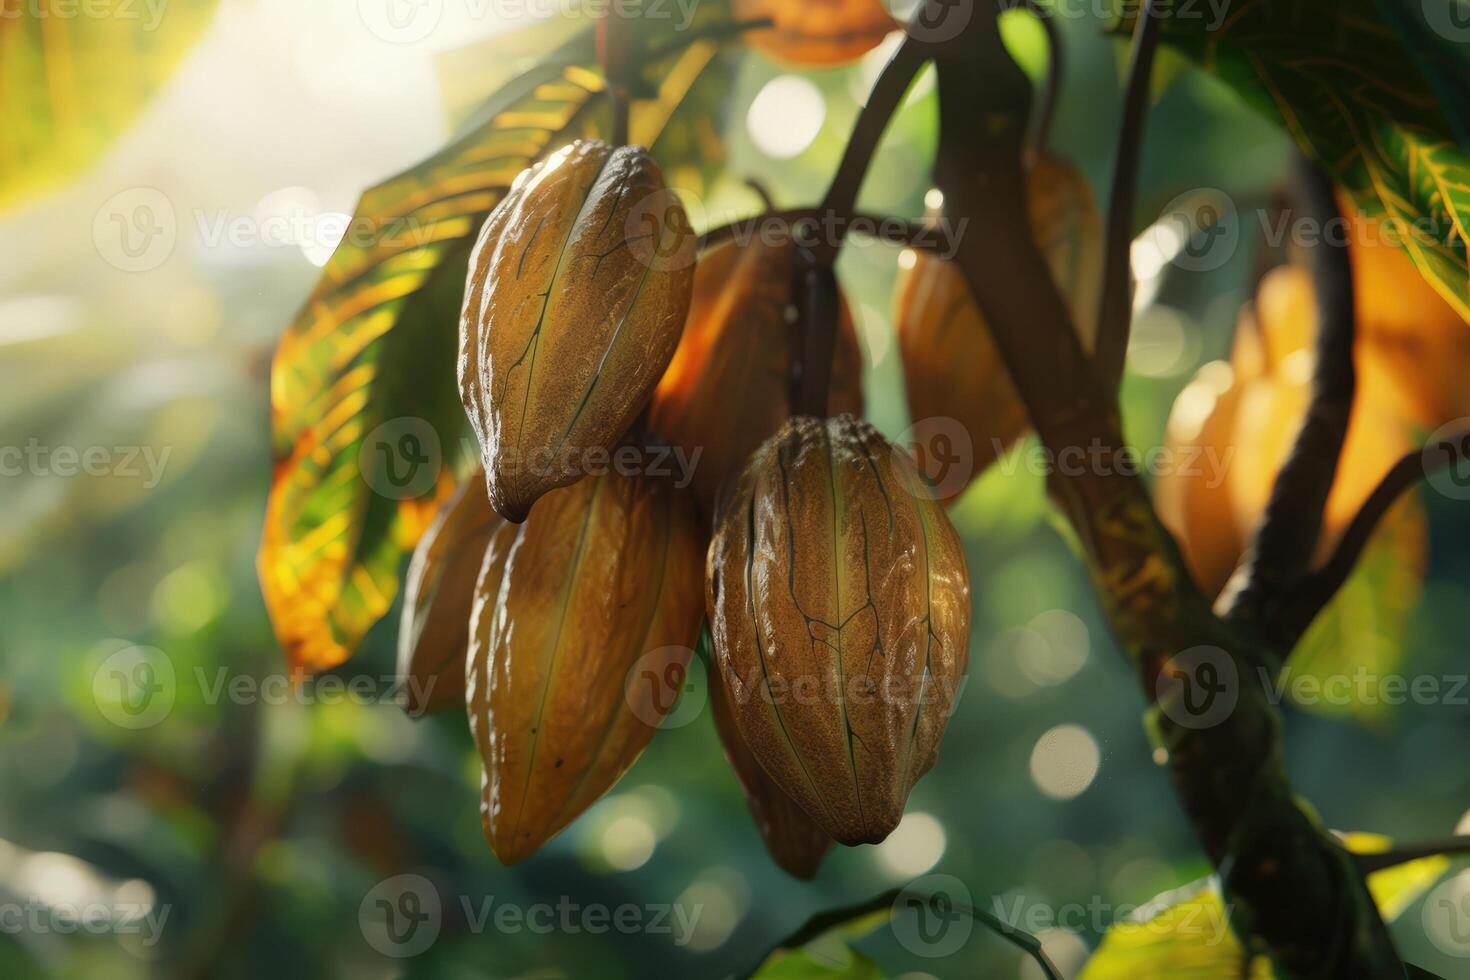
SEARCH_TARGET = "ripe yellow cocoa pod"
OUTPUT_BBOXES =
[460,139,696,522]
[733,0,897,66]
[466,466,704,864]
[894,152,1100,502]
[706,414,971,845]
[707,664,831,879]
[650,238,864,516]
[396,469,512,715]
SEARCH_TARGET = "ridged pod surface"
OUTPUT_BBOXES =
[466,468,704,863]
[650,237,863,515]
[396,470,511,715]
[707,665,831,878]
[459,139,696,522]
[894,152,1101,501]
[706,414,971,845]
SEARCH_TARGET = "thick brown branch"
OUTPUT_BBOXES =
[1223,155,1357,631]
[1092,0,1163,393]
[1353,835,1470,875]
[928,4,1402,976]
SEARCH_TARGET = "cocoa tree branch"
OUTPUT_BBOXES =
[818,38,929,258]
[1092,0,1163,394]
[1353,835,1470,875]
[927,4,1403,975]
[739,887,1061,980]
[1222,155,1356,632]
[1270,434,1468,649]
[699,210,945,253]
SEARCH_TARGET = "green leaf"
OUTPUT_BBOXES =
[1285,493,1427,722]
[0,1,218,209]
[1142,0,1470,322]
[1080,835,1450,979]
[260,39,725,673]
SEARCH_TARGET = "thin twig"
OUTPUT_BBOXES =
[1025,0,1063,150]
[1093,0,1163,393]
[1353,836,1470,875]
[1223,154,1357,631]
[1271,434,1468,647]
[818,39,929,259]
[739,887,1062,980]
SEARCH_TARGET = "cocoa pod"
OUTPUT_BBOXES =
[706,414,971,845]
[396,469,511,715]
[708,662,831,878]
[650,237,863,516]
[733,0,897,66]
[459,139,696,522]
[894,152,1100,502]
[466,467,705,864]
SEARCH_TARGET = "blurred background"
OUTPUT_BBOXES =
[2,0,1468,977]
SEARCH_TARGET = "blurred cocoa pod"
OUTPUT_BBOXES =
[396,470,511,716]
[707,659,831,879]
[1337,199,1470,426]
[894,152,1101,502]
[466,467,704,864]
[1158,263,1422,597]
[733,0,897,66]
[650,238,863,516]
[460,139,696,522]
[706,414,970,845]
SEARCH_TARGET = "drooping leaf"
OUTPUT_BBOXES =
[260,38,722,674]
[0,0,218,210]
[1140,0,1470,321]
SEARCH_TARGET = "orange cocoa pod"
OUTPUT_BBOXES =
[396,469,509,715]
[733,0,897,66]
[466,467,705,864]
[706,414,971,845]
[650,238,863,515]
[894,152,1101,501]
[707,664,831,879]
[459,139,696,522]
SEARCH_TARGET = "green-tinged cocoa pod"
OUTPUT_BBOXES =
[396,469,511,715]
[459,139,697,523]
[894,151,1100,502]
[650,237,863,516]
[708,662,831,878]
[706,414,971,845]
[466,467,704,864]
